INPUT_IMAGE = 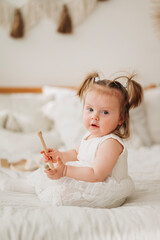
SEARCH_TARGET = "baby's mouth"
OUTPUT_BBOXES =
[90,123,99,128]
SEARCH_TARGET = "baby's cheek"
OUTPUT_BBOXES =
[83,115,88,126]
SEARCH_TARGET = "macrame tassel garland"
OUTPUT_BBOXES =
[57,4,72,34]
[0,0,98,36]
[10,9,24,38]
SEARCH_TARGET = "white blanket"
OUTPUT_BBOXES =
[0,145,160,240]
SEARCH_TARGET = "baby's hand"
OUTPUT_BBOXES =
[40,148,62,164]
[44,156,66,180]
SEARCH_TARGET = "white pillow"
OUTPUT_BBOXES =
[0,110,8,128]
[0,128,62,157]
[13,111,54,133]
[130,103,152,146]
[144,87,160,144]
[0,91,56,132]
[0,93,55,115]
[43,86,74,100]
[42,86,86,149]
[10,93,55,116]
[124,125,143,149]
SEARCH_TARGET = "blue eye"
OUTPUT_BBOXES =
[88,108,93,112]
[103,110,108,115]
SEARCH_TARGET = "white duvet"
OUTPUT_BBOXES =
[0,145,160,240]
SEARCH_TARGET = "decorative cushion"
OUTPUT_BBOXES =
[5,113,21,132]
[130,103,152,146]
[144,87,160,144]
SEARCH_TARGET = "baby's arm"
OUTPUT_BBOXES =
[45,139,123,182]
[65,138,123,182]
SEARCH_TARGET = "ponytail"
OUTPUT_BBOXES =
[112,73,143,139]
[77,72,99,100]
[127,74,143,109]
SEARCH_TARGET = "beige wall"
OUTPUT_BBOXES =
[0,0,160,87]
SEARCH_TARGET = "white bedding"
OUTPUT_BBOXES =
[0,86,160,239]
[0,145,160,240]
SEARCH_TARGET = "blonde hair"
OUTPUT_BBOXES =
[77,72,143,139]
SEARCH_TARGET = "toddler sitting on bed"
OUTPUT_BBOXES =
[0,71,143,208]
[28,71,143,208]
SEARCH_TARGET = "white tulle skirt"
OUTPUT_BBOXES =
[28,167,135,208]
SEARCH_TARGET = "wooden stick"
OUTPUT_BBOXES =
[38,131,54,169]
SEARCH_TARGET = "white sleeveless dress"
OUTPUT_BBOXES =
[29,133,135,208]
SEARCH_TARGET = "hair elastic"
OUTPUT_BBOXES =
[94,77,101,82]
[123,82,127,89]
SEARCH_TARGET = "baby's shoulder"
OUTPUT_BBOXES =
[99,134,125,154]
[99,133,122,143]
[100,136,123,151]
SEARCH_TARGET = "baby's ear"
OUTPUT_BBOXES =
[118,115,125,126]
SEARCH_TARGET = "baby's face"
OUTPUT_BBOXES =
[83,89,123,138]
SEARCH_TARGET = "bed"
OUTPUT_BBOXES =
[0,85,160,240]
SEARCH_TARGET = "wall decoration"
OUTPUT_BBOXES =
[57,4,72,34]
[10,9,24,38]
[151,0,160,39]
[0,0,107,37]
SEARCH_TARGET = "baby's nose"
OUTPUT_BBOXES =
[92,112,99,120]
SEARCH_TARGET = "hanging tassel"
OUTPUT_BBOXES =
[10,9,24,38]
[57,4,72,34]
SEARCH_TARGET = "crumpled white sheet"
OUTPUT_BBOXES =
[0,145,160,240]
